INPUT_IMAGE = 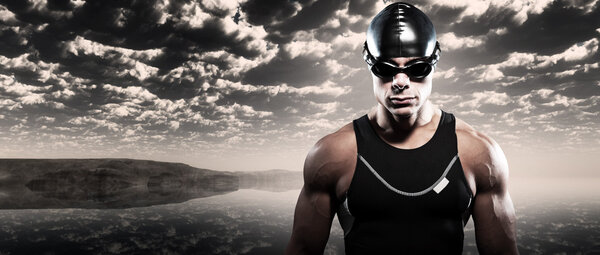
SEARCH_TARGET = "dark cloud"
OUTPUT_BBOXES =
[183,18,263,59]
[348,0,377,17]
[486,0,600,55]
[242,55,330,87]
[0,0,58,24]
[240,0,296,26]
[46,0,74,11]
[552,62,600,99]
[272,0,345,35]
[448,6,517,37]
[147,76,202,100]
[0,28,29,57]
[72,0,167,48]
[425,5,466,34]
[242,0,347,44]
[438,46,502,69]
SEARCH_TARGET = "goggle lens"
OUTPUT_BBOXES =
[371,61,433,79]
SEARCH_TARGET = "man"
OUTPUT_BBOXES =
[286,2,518,255]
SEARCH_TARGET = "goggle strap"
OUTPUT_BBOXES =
[363,41,376,66]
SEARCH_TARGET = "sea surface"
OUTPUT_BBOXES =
[0,178,599,254]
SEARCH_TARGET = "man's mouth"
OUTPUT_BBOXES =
[389,96,416,104]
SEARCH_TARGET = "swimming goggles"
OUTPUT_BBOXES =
[366,42,440,79]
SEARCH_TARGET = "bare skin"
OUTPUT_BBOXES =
[285,57,518,255]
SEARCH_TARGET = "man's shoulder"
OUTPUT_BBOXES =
[314,122,356,156]
[454,117,510,192]
[303,122,356,189]
[307,122,356,170]
[454,117,497,154]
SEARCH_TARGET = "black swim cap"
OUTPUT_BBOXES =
[364,2,438,63]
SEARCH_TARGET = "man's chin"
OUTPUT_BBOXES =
[386,106,416,118]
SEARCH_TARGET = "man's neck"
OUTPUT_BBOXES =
[373,101,436,133]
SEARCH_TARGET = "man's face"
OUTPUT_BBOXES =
[371,56,433,118]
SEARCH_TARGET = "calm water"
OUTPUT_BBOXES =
[1,180,599,254]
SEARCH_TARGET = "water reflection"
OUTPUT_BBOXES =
[1,187,599,254]
[0,161,598,255]
[0,164,302,209]
[0,189,343,255]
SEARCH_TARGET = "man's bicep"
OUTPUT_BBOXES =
[468,133,518,254]
[473,187,518,254]
[286,185,336,255]
[471,145,518,254]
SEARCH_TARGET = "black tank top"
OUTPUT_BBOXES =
[337,110,473,254]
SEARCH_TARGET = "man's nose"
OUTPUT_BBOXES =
[392,73,410,90]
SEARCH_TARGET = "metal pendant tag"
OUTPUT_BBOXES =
[433,177,449,194]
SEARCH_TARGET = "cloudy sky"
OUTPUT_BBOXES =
[0,0,598,176]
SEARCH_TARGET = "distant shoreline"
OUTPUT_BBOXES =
[0,158,302,209]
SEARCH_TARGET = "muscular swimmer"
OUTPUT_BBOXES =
[286,2,518,254]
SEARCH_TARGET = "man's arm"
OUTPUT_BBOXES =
[285,181,336,254]
[461,130,518,254]
[286,125,355,255]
